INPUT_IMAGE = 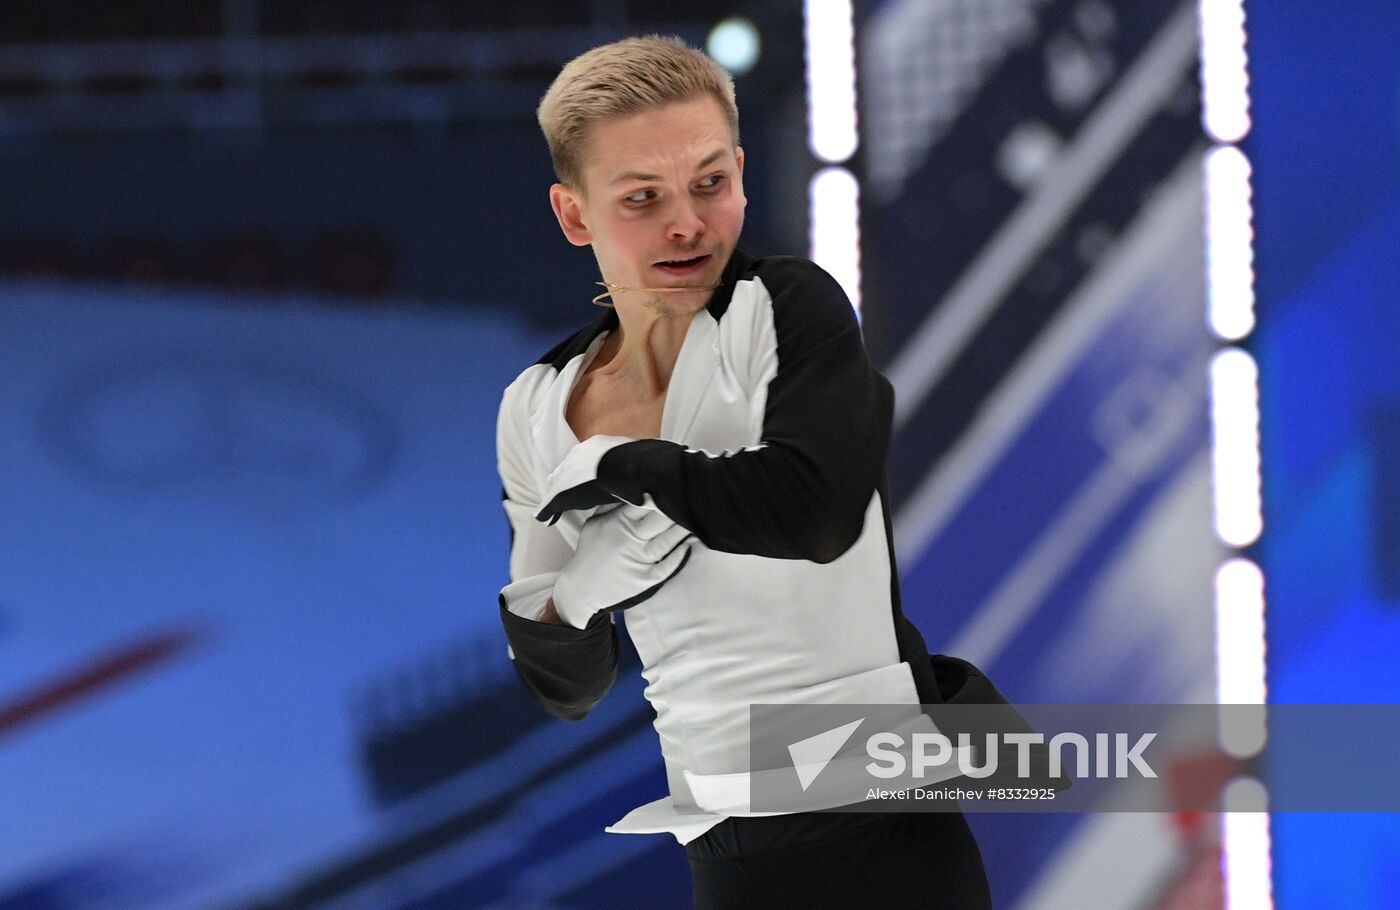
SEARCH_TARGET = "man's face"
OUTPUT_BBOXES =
[550,95,746,317]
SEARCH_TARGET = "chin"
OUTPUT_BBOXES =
[648,291,710,317]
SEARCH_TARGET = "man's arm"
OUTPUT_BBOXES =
[496,377,619,722]
[549,258,892,563]
[499,595,618,722]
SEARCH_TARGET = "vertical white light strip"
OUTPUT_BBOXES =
[1199,0,1252,142]
[804,0,862,316]
[1214,558,1268,704]
[1204,146,1257,340]
[1200,2,1270,907]
[803,0,859,163]
[809,166,863,311]
[1209,347,1263,546]
[1223,810,1275,910]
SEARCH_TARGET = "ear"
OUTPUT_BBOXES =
[734,147,747,209]
[550,183,592,247]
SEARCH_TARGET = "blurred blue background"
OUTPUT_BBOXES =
[1251,1,1400,906]
[0,1,1393,908]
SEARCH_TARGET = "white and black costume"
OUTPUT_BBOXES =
[496,250,991,907]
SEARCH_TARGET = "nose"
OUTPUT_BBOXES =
[665,197,706,242]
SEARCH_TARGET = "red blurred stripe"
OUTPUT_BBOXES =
[0,630,198,737]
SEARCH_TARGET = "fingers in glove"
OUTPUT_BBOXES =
[616,495,690,544]
[655,540,693,585]
[641,521,694,562]
[618,507,675,543]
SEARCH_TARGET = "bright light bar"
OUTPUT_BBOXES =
[1214,557,1268,705]
[1222,806,1274,909]
[804,0,858,163]
[1202,2,1268,902]
[1209,347,1263,547]
[808,166,862,314]
[1205,146,1256,340]
[1199,0,1252,142]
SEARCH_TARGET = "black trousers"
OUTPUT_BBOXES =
[684,809,993,909]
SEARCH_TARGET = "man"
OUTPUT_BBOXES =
[496,35,993,908]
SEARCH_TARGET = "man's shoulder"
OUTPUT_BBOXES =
[500,315,606,412]
[743,253,828,285]
[517,310,610,378]
[532,316,607,371]
[739,254,856,328]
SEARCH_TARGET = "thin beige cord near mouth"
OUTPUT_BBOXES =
[592,281,722,307]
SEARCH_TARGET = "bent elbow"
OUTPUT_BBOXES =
[510,658,616,722]
[799,513,866,564]
[544,700,598,722]
[544,670,615,721]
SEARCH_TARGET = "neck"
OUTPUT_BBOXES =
[596,299,698,390]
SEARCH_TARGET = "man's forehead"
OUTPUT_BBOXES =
[581,97,735,181]
[604,147,733,185]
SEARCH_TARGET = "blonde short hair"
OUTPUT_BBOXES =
[537,35,740,189]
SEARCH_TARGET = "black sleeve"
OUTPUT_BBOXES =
[594,258,893,563]
[499,601,618,722]
[495,381,618,721]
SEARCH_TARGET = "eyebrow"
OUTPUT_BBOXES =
[610,149,729,185]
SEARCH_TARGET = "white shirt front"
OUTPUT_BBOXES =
[496,252,941,844]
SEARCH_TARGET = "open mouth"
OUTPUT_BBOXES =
[654,254,711,273]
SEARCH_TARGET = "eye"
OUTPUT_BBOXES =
[697,174,725,190]
[624,189,655,204]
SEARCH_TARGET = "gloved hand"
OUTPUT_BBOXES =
[552,496,694,629]
[535,435,636,527]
